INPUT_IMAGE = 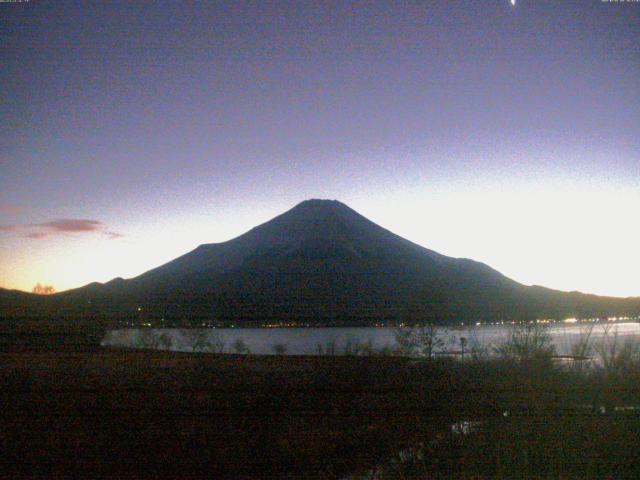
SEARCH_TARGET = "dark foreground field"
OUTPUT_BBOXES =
[0,351,444,479]
[1,348,640,479]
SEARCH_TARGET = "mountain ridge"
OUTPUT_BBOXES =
[2,199,639,325]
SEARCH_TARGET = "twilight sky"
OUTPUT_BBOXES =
[1,0,638,297]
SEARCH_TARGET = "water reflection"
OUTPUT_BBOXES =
[102,322,640,357]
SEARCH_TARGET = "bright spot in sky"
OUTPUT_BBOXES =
[511,0,516,6]
[354,180,640,298]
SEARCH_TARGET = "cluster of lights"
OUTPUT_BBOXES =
[263,322,318,328]
[121,313,638,330]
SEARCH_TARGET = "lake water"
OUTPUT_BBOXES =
[102,321,640,357]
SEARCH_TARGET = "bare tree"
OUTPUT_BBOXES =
[135,329,161,350]
[181,329,212,353]
[394,327,419,356]
[394,299,447,359]
[394,322,445,359]
[316,338,337,356]
[158,332,174,351]
[415,322,445,359]
[209,330,226,353]
[493,324,555,364]
[594,325,640,375]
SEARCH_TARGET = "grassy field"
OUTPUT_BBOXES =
[0,350,450,479]
[1,345,639,479]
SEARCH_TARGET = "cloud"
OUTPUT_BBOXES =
[38,219,104,233]
[25,231,50,239]
[0,204,22,215]
[0,219,125,240]
[104,231,125,240]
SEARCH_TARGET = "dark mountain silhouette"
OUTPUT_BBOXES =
[2,199,640,326]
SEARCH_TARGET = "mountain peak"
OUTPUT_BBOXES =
[297,198,342,206]
[291,198,351,214]
[258,198,378,241]
[6,199,640,323]
[135,198,423,285]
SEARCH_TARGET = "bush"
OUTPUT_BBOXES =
[493,324,555,364]
[466,329,490,361]
[316,338,337,356]
[180,329,212,353]
[134,329,161,350]
[394,323,445,359]
[158,332,173,350]
[376,342,394,357]
[209,330,226,353]
[232,337,250,354]
[393,327,419,356]
[342,335,375,356]
[594,325,640,375]
[271,342,288,355]
[567,324,596,372]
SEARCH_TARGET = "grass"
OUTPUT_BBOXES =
[0,350,444,479]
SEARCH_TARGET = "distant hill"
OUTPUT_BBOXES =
[2,199,640,326]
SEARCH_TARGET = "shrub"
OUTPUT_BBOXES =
[158,332,173,350]
[341,336,375,356]
[232,337,250,354]
[376,342,394,357]
[568,324,596,372]
[493,324,555,364]
[271,342,288,355]
[135,329,161,350]
[209,330,226,353]
[316,338,337,356]
[594,325,640,375]
[359,337,375,356]
[394,327,419,356]
[466,328,490,361]
[394,322,445,359]
[181,329,212,353]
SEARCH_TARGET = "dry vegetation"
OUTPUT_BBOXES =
[0,351,443,479]
[1,324,640,479]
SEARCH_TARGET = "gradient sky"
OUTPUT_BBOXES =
[1,0,639,297]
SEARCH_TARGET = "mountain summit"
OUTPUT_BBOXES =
[3,199,640,325]
[135,199,443,285]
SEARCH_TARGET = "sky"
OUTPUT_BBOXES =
[1,0,638,297]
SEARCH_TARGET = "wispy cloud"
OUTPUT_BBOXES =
[24,231,50,239]
[0,204,22,215]
[38,219,104,233]
[0,219,125,240]
[104,231,125,240]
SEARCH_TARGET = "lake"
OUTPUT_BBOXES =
[102,321,640,357]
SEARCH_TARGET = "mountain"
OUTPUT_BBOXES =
[2,199,640,326]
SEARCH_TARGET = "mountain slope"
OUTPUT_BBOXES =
[2,200,640,325]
